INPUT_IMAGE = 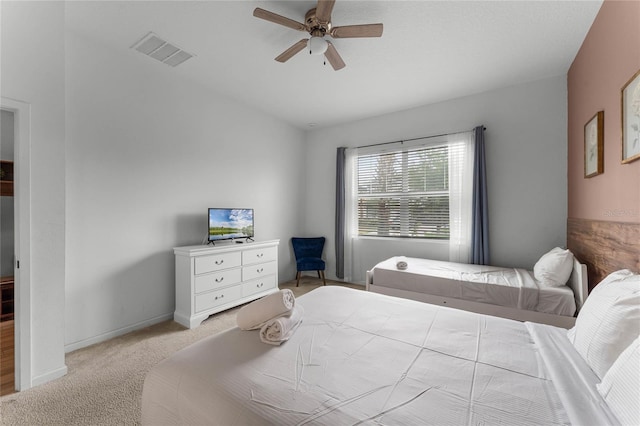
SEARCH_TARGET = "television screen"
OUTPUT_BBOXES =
[208,208,254,242]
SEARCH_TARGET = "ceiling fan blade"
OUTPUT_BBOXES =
[275,39,309,63]
[330,23,383,38]
[253,8,307,32]
[324,42,345,70]
[315,0,336,23]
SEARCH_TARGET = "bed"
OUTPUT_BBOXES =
[141,281,638,425]
[366,254,588,329]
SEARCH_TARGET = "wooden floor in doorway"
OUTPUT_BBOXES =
[0,319,14,396]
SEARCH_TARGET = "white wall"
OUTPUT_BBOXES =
[1,1,67,385]
[64,33,306,350]
[305,76,568,283]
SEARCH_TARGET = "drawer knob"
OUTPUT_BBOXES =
[257,253,264,258]
[215,294,224,300]
[257,267,264,273]
[257,283,264,288]
[215,277,224,283]
[215,260,224,265]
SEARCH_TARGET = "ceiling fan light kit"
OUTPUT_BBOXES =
[308,36,328,55]
[253,0,383,71]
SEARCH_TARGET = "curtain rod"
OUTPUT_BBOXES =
[356,126,486,149]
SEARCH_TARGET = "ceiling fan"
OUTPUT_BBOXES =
[253,0,383,71]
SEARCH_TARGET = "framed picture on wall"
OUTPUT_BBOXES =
[584,111,604,178]
[621,69,640,164]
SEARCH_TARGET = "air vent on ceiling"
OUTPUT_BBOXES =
[131,32,194,67]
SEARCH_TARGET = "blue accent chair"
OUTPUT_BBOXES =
[291,237,326,287]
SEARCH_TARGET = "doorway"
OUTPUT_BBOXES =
[1,97,32,393]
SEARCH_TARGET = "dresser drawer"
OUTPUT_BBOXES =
[195,252,241,275]
[242,275,277,298]
[194,268,242,294]
[242,246,277,265]
[243,261,277,281]
[195,285,242,313]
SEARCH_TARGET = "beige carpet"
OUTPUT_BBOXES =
[0,279,360,425]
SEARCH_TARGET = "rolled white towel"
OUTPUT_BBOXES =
[260,305,304,346]
[237,289,295,330]
[396,256,408,270]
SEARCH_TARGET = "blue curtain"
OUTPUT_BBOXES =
[471,126,489,265]
[335,147,346,278]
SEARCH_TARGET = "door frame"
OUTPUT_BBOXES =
[1,97,32,391]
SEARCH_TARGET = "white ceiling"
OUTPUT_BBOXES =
[65,0,603,129]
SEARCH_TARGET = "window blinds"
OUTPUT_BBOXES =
[357,144,458,239]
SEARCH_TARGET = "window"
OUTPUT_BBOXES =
[356,144,451,239]
[338,130,477,281]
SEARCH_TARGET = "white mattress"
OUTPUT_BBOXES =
[371,257,576,316]
[142,287,615,425]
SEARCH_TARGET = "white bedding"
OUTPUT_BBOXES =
[142,287,615,425]
[371,257,576,316]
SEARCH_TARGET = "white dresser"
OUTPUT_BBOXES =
[173,239,279,329]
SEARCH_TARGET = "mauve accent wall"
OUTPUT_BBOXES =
[568,0,640,223]
[567,0,640,286]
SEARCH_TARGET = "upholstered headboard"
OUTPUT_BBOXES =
[567,218,640,291]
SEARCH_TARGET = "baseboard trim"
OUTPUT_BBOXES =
[64,312,174,353]
[31,365,68,388]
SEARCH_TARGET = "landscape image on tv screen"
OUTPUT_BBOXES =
[208,208,254,241]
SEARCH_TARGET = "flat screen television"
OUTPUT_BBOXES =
[208,208,254,242]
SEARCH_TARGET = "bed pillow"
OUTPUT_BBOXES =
[533,247,574,287]
[597,336,640,426]
[572,269,640,379]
